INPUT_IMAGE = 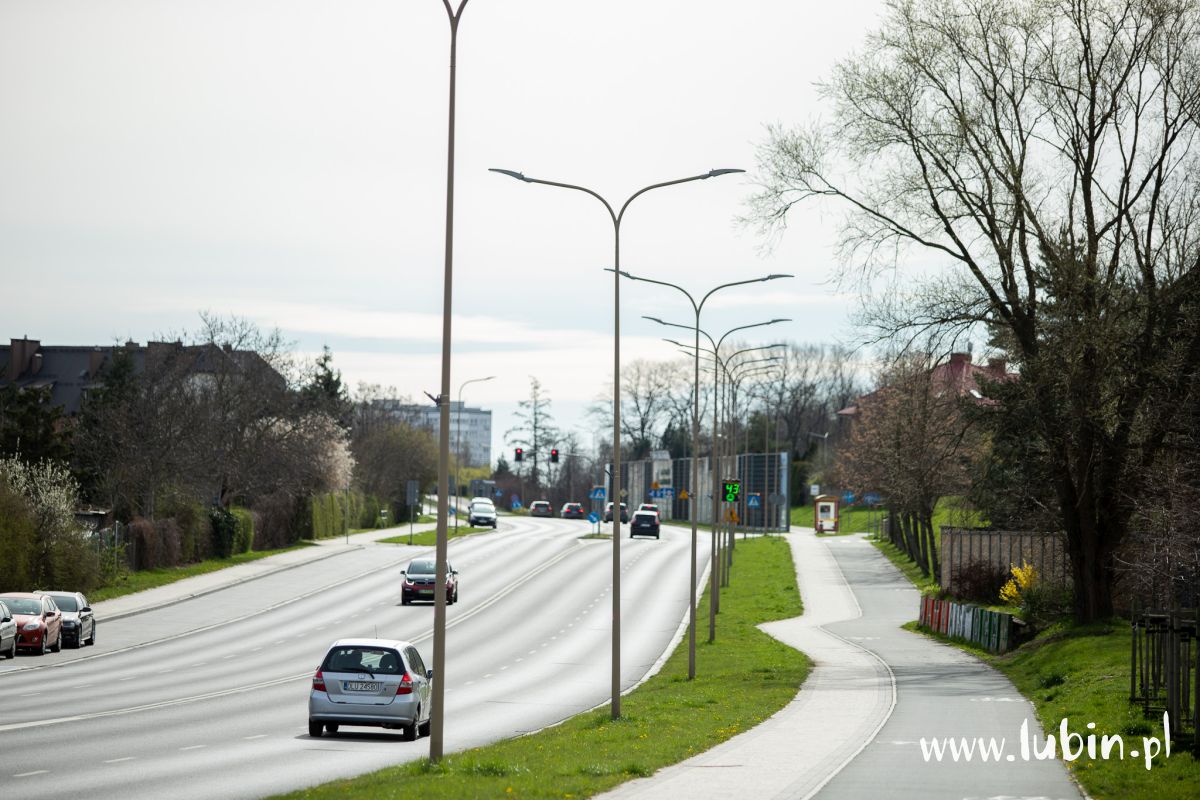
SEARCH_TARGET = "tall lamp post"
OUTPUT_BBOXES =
[613,269,790,679]
[430,0,470,763]
[455,375,495,532]
[490,166,742,719]
[648,317,790,640]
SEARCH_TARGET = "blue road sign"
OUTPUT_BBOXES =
[587,511,600,524]
[589,486,606,500]
[661,487,674,498]
[511,498,522,511]
[494,488,503,498]
[842,491,857,505]
[863,492,882,505]
[747,494,762,509]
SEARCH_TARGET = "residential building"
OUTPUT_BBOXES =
[378,400,492,468]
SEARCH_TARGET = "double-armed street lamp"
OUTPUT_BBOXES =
[489,166,743,719]
[431,0,471,763]
[455,375,495,532]
[610,270,790,679]
[647,316,790,641]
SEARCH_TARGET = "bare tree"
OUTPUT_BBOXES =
[506,377,558,493]
[750,0,1200,621]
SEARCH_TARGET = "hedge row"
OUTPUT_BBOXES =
[309,491,390,539]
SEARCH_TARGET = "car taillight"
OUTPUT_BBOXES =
[313,669,326,692]
[396,673,413,695]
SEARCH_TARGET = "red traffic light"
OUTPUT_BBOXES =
[514,448,524,462]
[550,448,560,463]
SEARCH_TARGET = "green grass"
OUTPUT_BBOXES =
[90,541,317,602]
[911,621,1200,799]
[272,536,810,800]
[378,526,491,547]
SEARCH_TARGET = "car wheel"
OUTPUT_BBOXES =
[401,598,411,606]
[6,638,14,659]
[308,720,323,738]
[51,631,61,653]
[402,718,419,741]
[419,718,431,737]
[86,624,96,647]
[325,723,339,734]
[453,588,460,603]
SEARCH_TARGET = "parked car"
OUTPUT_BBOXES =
[630,510,661,539]
[36,591,95,648]
[560,502,586,519]
[0,593,62,655]
[402,558,459,605]
[308,638,433,741]
[529,500,553,517]
[603,502,629,523]
[637,503,660,517]
[0,601,17,659]
[468,499,498,528]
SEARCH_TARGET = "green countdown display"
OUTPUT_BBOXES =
[722,479,741,503]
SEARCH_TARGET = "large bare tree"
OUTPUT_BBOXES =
[751,0,1200,620]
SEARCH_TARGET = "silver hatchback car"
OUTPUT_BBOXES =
[308,638,433,741]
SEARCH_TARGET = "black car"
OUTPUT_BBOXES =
[37,591,95,648]
[629,510,660,539]
[603,502,629,523]
[560,502,586,519]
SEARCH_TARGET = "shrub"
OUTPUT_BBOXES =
[253,492,299,549]
[230,507,256,554]
[209,506,237,558]
[955,560,1010,603]
[155,518,182,567]
[129,517,158,570]
[0,481,37,590]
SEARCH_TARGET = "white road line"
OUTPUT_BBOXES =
[156,670,173,675]
[14,770,48,778]
[191,662,207,667]
[179,745,206,751]
[104,757,135,764]
[19,692,41,697]
[243,734,267,740]
[71,683,93,688]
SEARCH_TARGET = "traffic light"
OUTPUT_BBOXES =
[514,447,523,462]
[550,448,559,463]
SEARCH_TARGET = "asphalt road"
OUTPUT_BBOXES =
[0,516,706,799]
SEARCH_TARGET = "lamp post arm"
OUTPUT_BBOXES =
[616,170,743,226]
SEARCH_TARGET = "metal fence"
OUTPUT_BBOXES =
[940,527,1071,596]
[605,451,790,531]
[1130,607,1199,749]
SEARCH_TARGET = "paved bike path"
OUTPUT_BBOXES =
[600,531,1082,800]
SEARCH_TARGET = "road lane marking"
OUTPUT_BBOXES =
[243,734,267,740]
[104,757,135,764]
[179,745,206,751]
[14,770,48,778]
[19,692,41,697]
[71,683,93,688]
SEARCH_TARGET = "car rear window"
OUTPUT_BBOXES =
[322,646,406,675]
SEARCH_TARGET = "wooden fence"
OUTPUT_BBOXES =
[919,595,1015,653]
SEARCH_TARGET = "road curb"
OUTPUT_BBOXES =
[99,544,364,622]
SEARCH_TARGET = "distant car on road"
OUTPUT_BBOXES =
[0,593,62,655]
[308,638,433,741]
[36,591,95,648]
[468,499,498,528]
[0,600,17,659]
[560,502,586,519]
[529,500,553,517]
[402,558,459,605]
[630,510,661,539]
[603,502,629,523]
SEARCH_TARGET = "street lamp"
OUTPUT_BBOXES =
[490,166,743,719]
[430,0,470,763]
[647,317,790,640]
[455,375,495,532]
[613,270,790,679]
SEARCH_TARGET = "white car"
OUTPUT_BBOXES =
[468,500,498,528]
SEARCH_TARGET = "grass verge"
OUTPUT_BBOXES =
[908,621,1200,799]
[273,535,810,800]
[378,526,492,547]
[867,536,939,593]
[90,541,317,602]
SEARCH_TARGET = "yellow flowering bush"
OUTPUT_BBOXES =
[999,560,1036,606]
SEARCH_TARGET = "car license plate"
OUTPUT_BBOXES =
[420,588,433,593]
[344,681,380,692]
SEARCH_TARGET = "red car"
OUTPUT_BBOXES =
[0,593,63,655]
[401,558,459,605]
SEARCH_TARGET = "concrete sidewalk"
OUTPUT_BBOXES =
[93,521,440,621]
[599,530,1081,800]
[599,529,894,800]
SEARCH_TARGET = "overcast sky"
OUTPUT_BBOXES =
[0,0,888,462]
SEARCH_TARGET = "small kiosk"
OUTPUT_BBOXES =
[813,494,840,533]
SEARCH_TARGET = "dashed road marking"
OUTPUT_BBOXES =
[14,770,48,778]
[104,757,135,764]
[243,734,267,740]
[180,745,206,751]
